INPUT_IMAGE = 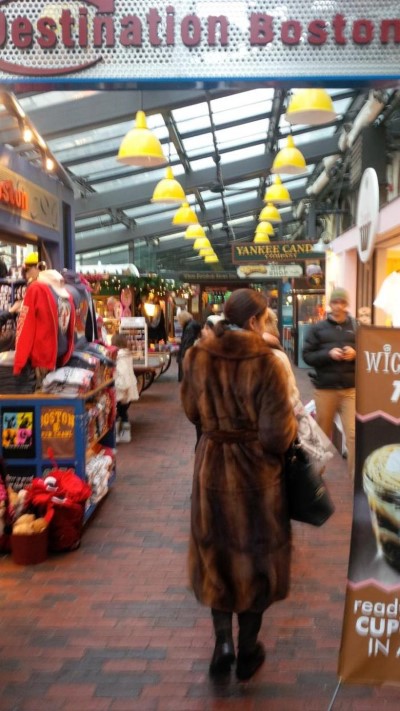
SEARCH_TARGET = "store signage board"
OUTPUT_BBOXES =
[0,2,399,82]
[181,272,240,282]
[237,264,303,278]
[0,164,59,231]
[232,242,324,264]
[356,168,380,264]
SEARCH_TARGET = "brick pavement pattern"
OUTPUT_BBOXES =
[1,360,400,710]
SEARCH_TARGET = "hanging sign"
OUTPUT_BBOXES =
[356,168,380,264]
[232,241,324,264]
[338,326,400,686]
[40,406,75,459]
[237,264,303,278]
[0,2,399,82]
[0,165,59,231]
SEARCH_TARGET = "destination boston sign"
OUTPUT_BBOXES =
[0,1,398,82]
[232,241,324,264]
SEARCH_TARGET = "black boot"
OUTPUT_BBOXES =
[236,611,265,681]
[209,609,235,677]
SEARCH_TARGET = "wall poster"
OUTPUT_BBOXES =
[40,406,75,459]
[338,326,400,685]
[1,407,34,459]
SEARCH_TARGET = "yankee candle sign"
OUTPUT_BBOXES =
[232,241,324,264]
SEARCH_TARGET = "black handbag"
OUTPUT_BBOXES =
[285,440,335,526]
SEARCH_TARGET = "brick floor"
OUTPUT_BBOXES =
[1,359,400,710]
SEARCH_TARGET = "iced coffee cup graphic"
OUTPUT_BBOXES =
[363,444,400,571]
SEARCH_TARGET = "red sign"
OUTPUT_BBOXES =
[0,180,28,211]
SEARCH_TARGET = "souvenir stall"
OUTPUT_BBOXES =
[80,269,181,392]
[0,145,116,561]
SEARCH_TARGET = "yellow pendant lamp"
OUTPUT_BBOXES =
[253,234,270,244]
[199,247,214,257]
[204,254,219,263]
[117,110,167,167]
[172,202,198,226]
[285,89,337,126]
[255,221,274,236]
[271,135,307,175]
[259,203,281,223]
[151,166,186,203]
[184,224,206,240]
[264,176,291,205]
[193,237,211,250]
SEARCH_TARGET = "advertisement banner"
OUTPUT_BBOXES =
[338,326,400,685]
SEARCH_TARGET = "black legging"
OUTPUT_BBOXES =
[117,402,130,423]
[211,608,263,653]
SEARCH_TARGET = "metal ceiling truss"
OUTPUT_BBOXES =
[9,85,395,274]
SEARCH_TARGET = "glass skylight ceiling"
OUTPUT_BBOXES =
[11,85,375,272]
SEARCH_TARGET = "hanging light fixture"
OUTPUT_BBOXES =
[271,135,307,175]
[193,237,211,250]
[172,202,198,226]
[264,176,292,205]
[253,234,270,244]
[117,110,167,167]
[184,223,206,239]
[255,221,274,236]
[199,247,214,257]
[151,166,186,203]
[204,254,219,263]
[259,203,282,223]
[285,89,337,126]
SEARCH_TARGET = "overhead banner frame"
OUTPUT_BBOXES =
[0,1,399,83]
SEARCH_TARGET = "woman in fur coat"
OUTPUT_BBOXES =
[181,289,297,681]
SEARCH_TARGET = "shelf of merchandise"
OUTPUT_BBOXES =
[0,378,116,522]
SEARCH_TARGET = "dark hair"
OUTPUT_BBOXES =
[111,333,128,349]
[216,288,268,333]
[0,331,15,352]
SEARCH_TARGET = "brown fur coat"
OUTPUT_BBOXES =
[181,328,297,613]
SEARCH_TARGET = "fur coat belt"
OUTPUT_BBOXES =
[203,429,258,443]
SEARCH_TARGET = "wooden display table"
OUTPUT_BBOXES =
[133,351,172,394]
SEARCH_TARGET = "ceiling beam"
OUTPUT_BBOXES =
[74,135,339,218]
[12,87,244,140]
[75,186,306,254]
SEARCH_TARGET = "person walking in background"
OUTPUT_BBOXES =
[111,333,139,444]
[176,311,201,382]
[302,287,356,478]
[181,289,297,681]
[200,313,223,341]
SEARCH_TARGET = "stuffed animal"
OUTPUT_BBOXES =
[12,513,48,535]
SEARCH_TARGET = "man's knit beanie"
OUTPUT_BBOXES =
[330,287,349,303]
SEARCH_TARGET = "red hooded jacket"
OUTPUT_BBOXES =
[13,281,76,375]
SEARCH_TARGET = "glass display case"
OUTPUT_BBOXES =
[291,289,326,367]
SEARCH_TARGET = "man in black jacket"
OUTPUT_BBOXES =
[302,287,356,478]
